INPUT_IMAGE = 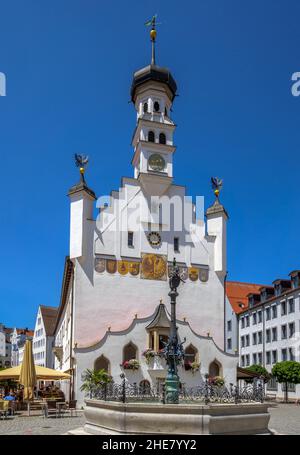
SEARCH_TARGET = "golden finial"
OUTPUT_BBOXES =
[145,14,160,65]
[211,177,223,199]
[75,154,89,181]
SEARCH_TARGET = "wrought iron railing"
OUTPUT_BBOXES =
[87,380,264,405]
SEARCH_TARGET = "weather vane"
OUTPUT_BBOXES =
[75,153,89,181]
[211,177,223,199]
[145,14,161,65]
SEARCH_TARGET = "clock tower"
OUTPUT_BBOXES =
[130,25,177,196]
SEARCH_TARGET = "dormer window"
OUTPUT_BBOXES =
[274,284,281,296]
[148,131,155,142]
[143,102,148,113]
[159,132,166,144]
[154,101,160,112]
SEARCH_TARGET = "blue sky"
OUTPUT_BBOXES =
[1,0,300,328]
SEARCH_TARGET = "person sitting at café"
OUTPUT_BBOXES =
[4,391,16,401]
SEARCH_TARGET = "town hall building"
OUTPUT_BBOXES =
[53,32,238,404]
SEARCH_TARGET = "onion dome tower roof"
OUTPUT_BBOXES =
[130,15,177,102]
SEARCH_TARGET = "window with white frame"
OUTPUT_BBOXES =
[288,298,295,313]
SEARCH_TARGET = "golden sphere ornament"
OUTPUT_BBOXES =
[150,29,156,41]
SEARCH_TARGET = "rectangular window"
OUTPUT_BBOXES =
[289,322,295,338]
[128,232,134,247]
[253,312,257,325]
[174,237,179,252]
[266,307,271,321]
[281,348,287,361]
[272,327,277,342]
[272,305,277,319]
[281,325,287,340]
[258,311,262,323]
[227,338,232,350]
[246,315,250,327]
[266,351,271,365]
[241,317,245,329]
[241,355,245,367]
[253,353,257,364]
[288,298,295,314]
[266,329,271,343]
[267,377,278,391]
[289,347,295,361]
[227,320,232,332]
[272,350,277,364]
[258,331,262,344]
[282,383,296,392]
[246,335,250,347]
[258,352,263,365]
[281,301,287,316]
[246,355,250,366]
[252,333,257,345]
[241,336,245,348]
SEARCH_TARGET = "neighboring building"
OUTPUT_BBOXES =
[9,327,34,366]
[225,281,266,355]
[53,258,74,401]
[0,324,11,368]
[238,270,300,400]
[54,33,239,405]
[32,305,58,368]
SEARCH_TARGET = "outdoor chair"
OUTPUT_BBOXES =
[0,400,9,420]
[65,400,77,417]
[43,399,58,418]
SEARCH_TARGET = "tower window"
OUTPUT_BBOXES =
[154,101,160,112]
[143,102,148,113]
[164,107,168,116]
[148,131,155,142]
[128,232,134,247]
[174,237,179,252]
[159,132,166,144]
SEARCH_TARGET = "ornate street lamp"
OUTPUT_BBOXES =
[163,258,185,404]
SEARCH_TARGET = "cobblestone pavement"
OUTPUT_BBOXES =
[0,411,85,435]
[268,403,300,435]
[0,404,300,435]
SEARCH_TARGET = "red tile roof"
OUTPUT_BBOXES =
[226,281,266,314]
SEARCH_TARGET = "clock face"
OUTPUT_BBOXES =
[148,153,165,172]
[147,231,162,247]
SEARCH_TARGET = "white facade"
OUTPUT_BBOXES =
[55,53,239,406]
[32,306,57,369]
[225,295,238,355]
[239,272,300,400]
[53,273,74,401]
[0,324,11,368]
[10,327,33,366]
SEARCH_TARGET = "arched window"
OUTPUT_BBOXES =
[139,379,151,394]
[143,102,148,113]
[209,360,222,378]
[184,344,198,370]
[164,107,168,116]
[123,342,138,362]
[94,354,110,373]
[154,101,160,112]
[148,131,155,142]
[159,132,166,144]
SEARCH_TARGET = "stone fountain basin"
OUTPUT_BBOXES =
[83,399,271,435]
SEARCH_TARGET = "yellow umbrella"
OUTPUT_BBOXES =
[0,365,71,381]
[19,340,36,401]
